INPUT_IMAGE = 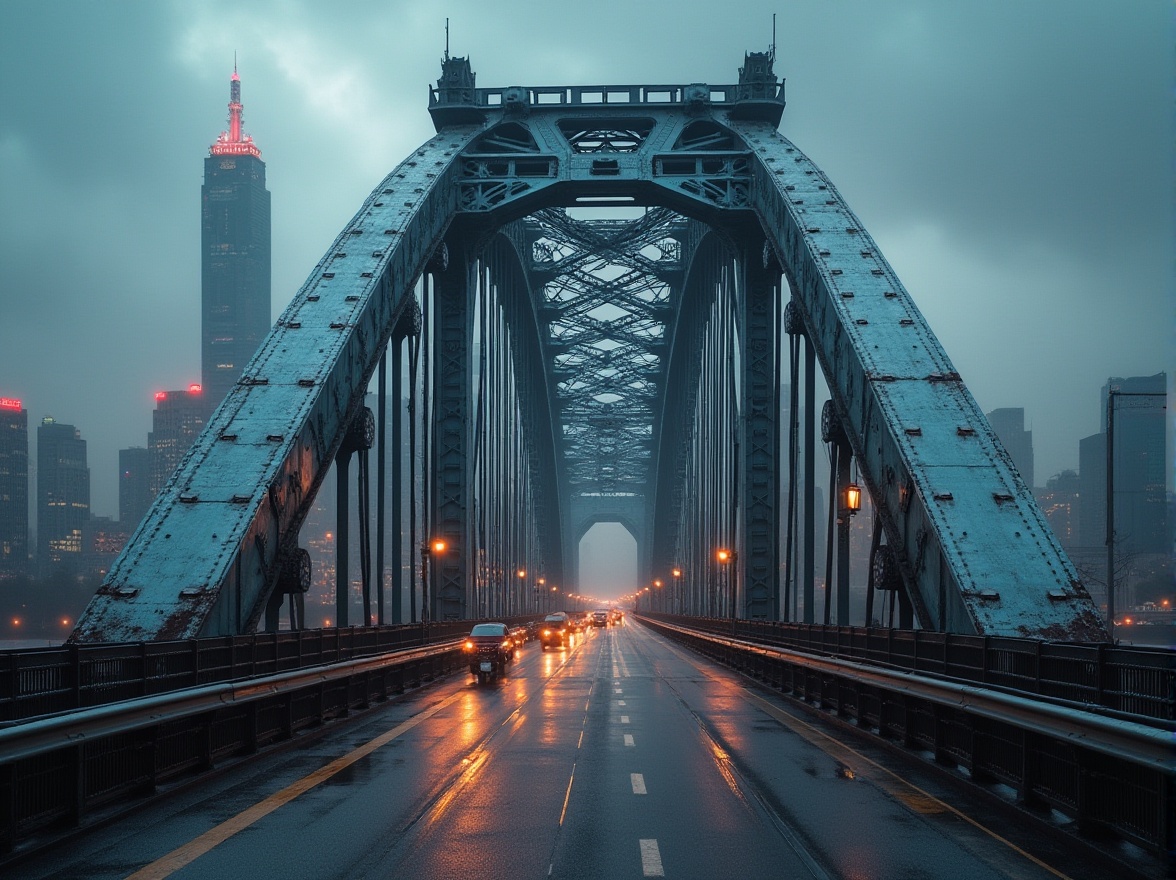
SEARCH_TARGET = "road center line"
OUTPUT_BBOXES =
[624,734,635,746]
[631,772,647,794]
[639,839,665,876]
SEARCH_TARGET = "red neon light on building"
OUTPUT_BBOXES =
[209,62,262,159]
[188,384,202,394]
[0,397,21,410]
[154,392,167,402]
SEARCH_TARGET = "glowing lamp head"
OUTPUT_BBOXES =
[672,568,682,578]
[716,549,732,564]
[517,569,526,579]
[431,539,447,554]
[845,482,862,513]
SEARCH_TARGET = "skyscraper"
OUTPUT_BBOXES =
[0,396,29,576]
[1101,373,1168,556]
[202,64,271,415]
[37,417,89,573]
[118,446,152,531]
[148,385,206,497]
[986,407,1034,490]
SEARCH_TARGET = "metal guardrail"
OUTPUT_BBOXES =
[644,614,1176,721]
[0,631,485,858]
[0,618,535,725]
[638,615,1175,867]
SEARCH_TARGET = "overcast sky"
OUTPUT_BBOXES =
[2,0,1172,538]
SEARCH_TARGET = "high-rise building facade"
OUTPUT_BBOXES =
[0,397,29,576]
[119,446,152,531]
[148,385,206,497]
[202,65,271,414]
[986,407,1034,490]
[37,417,90,573]
[1100,373,1169,556]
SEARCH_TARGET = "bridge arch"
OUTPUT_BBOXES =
[74,53,1105,643]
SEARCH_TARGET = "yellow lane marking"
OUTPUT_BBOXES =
[743,691,1073,880]
[124,690,466,880]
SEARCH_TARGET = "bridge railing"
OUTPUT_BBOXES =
[642,614,1176,722]
[0,618,535,725]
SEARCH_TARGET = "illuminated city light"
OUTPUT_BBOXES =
[209,63,262,158]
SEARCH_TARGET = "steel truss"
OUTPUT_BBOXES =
[74,52,1106,642]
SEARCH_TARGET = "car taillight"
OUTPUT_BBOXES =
[543,629,551,636]
[464,640,475,651]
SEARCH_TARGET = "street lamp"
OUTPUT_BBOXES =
[844,482,862,514]
[672,567,682,615]
[717,548,736,629]
[422,538,447,625]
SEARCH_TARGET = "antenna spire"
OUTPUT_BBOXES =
[771,13,777,62]
[445,18,450,61]
[210,60,261,158]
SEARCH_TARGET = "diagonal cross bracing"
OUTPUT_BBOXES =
[527,209,683,497]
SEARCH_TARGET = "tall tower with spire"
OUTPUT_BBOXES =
[201,63,271,414]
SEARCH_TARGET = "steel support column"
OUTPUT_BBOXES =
[431,240,473,622]
[739,239,780,619]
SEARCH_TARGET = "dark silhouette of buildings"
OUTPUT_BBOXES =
[0,397,29,576]
[986,407,1034,490]
[149,386,206,498]
[37,417,89,574]
[1035,470,1079,550]
[118,446,152,532]
[202,64,271,414]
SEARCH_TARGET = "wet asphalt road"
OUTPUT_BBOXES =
[10,620,1134,880]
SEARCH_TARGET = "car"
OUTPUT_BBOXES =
[568,613,586,634]
[609,608,624,625]
[463,622,516,683]
[539,612,572,650]
[591,609,609,627]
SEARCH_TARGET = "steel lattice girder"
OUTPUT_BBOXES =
[525,209,681,499]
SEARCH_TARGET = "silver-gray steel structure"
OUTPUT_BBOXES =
[73,52,1106,643]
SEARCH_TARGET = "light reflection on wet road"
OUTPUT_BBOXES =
[10,621,1128,880]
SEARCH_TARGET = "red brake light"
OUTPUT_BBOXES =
[464,640,475,651]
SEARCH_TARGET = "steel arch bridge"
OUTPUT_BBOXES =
[73,52,1106,644]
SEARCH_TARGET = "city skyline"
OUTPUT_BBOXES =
[1,1,1171,520]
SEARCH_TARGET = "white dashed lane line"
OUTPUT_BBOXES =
[620,715,629,723]
[631,773,647,795]
[624,734,635,747]
[639,839,665,877]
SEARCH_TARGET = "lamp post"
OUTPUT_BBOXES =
[717,548,736,630]
[653,580,663,613]
[421,539,445,628]
[516,569,526,617]
[672,568,682,615]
